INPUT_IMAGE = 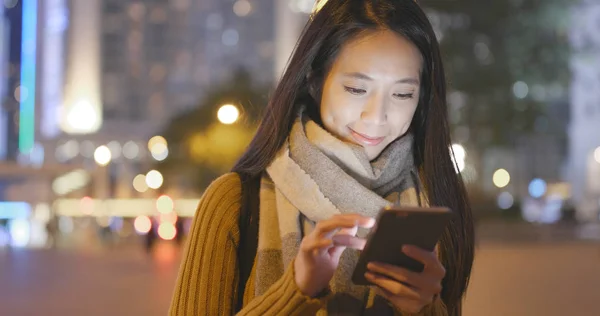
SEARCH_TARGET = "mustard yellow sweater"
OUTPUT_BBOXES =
[169,173,329,315]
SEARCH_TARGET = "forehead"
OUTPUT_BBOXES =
[330,30,423,77]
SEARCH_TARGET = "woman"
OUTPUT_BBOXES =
[169,0,474,315]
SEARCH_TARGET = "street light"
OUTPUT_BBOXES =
[217,104,239,124]
[94,145,112,166]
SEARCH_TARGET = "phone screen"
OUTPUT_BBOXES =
[351,206,453,285]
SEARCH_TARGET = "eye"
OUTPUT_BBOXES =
[344,86,366,95]
[393,93,414,100]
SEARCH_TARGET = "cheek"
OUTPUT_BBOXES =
[389,104,418,136]
[320,94,353,130]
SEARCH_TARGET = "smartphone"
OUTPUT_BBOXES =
[351,206,454,285]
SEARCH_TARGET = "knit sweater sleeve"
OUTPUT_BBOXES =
[169,173,328,316]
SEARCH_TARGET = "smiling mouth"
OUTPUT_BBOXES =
[348,128,385,146]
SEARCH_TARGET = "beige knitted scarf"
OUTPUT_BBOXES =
[255,111,447,315]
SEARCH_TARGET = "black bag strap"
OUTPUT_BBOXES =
[235,172,261,312]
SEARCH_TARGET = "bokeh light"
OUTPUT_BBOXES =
[146,170,163,189]
[217,104,239,124]
[497,192,514,210]
[233,0,252,16]
[94,145,112,166]
[529,178,547,198]
[80,196,94,215]
[107,141,121,159]
[493,169,511,188]
[160,212,178,224]
[134,215,152,234]
[158,222,176,240]
[147,136,167,151]
[9,219,30,248]
[156,195,174,214]
[450,144,466,173]
[150,142,169,161]
[594,147,600,164]
[133,174,149,193]
[123,141,140,159]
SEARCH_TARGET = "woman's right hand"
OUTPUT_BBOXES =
[294,214,375,297]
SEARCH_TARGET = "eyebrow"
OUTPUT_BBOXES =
[342,72,420,85]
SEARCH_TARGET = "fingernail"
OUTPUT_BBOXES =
[402,245,411,252]
[365,272,375,279]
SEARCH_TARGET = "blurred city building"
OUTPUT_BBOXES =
[567,0,600,222]
[1,0,599,249]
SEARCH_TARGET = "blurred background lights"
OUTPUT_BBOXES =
[123,141,140,159]
[450,144,466,173]
[158,222,176,240]
[594,147,600,164]
[513,81,529,99]
[221,29,239,46]
[132,174,149,193]
[96,216,111,228]
[134,215,152,234]
[529,178,547,198]
[217,104,239,124]
[80,141,95,158]
[497,192,514,210]
[156,195,174,214]
[145,170,164,189]
[493,169,510,188]
[147,136,167,151]
[80,196,94,215]
[58,216,74,234]
[94,145,112,166]
[150,142,168,161]
[107,141,122,159]
[65,99,100,133]
[233,0,252,17]
[9,219,30,248]
[451,143,466,161]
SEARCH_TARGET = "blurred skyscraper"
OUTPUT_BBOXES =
[99,0,276,121]
[568,0,600,221]
[0,4,8,161]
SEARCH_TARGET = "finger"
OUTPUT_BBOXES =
[331,234,367,250]
[301,238,333,254]
[364,272,421,300]
[367,262,417,285]
[314,214,375,238]
[375,287,425,314]
[403,245,446,278]
[368,262,442,295]
[314,218,358,238]
[333,214,376,228]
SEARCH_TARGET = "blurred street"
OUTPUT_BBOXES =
[1,231,600,316]
[0,242,181,316]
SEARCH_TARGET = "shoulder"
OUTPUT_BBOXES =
[193,173,243,238]
[201,172,243,205]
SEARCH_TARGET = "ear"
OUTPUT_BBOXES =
[306,69,320,101]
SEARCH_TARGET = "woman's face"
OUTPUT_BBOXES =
[319,30,423,160]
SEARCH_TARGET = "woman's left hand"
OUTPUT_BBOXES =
[364,245,445,314]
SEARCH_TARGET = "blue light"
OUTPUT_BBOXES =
[528,178,547,198]
[497,192,514,210]
[19,0,39,153]
[0,202,32,219]
[9,218,31,247]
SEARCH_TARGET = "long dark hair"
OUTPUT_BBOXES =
[232,0,474,314]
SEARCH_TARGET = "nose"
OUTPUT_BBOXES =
[360,93,387,126]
